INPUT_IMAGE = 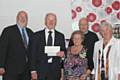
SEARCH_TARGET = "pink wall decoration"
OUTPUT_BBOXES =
[71,0,120,33]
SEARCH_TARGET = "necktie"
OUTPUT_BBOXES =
[22,28,28,48]
[47,31,52,46]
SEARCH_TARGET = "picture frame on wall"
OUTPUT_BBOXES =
[113,23,120,39]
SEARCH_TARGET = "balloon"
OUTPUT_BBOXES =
[105,6,112,15]
[76,6,82,12]
[112,1,120,10]
[87,13,96,22]
[92,23,100,32]
[100,19,106,23]
[116,12,120,20]
[72,9,77,19]
[92,0,102,7]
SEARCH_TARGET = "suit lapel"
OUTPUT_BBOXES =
[42,29,46,46]
[54,30,57,46]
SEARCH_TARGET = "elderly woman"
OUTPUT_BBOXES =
[64,30,88,80]
[93,21,120,80]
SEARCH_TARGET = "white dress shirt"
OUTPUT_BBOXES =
[45,28,55,46]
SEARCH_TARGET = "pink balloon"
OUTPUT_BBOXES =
[87,13,96,22]
[76,6,82,12]
[92,0,102,7]
[100,19,106,23]
[116,12,120,20]
[105,6,112,15]
[72,9,77,19]
[92,23,100,32]
[112,1,120,10]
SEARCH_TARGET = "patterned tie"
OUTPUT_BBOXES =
[47,31,52,46]
[22,28,28,48]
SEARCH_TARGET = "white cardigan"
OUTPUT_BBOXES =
[93,37,120,80]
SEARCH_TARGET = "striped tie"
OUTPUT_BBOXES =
[22,28,27,48]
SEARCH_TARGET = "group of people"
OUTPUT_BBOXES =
[0,10,120,80]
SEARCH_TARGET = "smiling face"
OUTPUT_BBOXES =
[45,13,57,30]
[17,11,28,28]
[79,18,89,33]
[71,31,84,46]
[100,25,112,40]
[73,34,83,46]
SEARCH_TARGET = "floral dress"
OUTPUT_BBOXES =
[64,47,88,80]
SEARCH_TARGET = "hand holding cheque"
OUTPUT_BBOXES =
[45,46,64,57]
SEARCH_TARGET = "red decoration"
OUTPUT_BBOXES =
[87,13,96,22]
[92,23,100,32]
[116,12,120,20]
[112,1,120,10]
[105,6,112,15]
[92,0,102,7]
[100,19,106,23]
[72,9,77,19]
[76,6,82,12]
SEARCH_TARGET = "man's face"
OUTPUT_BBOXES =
[17,11,28,28]
[45,14,56,30]
[79,19,89,33]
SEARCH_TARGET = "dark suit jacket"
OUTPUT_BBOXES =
[30,29,66,78]
[0,24,33,74]
[69,30,99,71]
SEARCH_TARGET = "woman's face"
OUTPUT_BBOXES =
[73,34,83,46]
[100,26,112,40]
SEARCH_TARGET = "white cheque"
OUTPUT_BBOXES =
[45,46,60,56]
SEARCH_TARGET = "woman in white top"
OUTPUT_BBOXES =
[93,21,120,80]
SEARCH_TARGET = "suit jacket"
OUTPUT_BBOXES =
[0,24,33,74]
[69,30,99,71]
[30,29,66,77]
[93,37,120,80]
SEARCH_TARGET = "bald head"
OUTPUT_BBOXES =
[16,11,28,28]
[79,17,89,33]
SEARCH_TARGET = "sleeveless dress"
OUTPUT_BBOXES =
[64,47,88,80]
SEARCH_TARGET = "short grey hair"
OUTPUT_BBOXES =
[100,21,113,30]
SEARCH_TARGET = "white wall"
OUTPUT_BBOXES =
[0,0,72,39]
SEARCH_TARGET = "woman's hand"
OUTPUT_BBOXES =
[80,74,87,80]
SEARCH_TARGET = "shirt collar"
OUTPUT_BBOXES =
[17,23,26,30]
[84,30,88,34]
[45,27,55,34]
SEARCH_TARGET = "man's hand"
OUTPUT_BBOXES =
[31,71,37,80]
[0,68,5,75]
[56,51,64,57]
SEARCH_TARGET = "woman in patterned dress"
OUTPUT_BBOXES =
[64,30,88,80]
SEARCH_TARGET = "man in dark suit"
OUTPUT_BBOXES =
[30,13,66,80]
[69,18,99,77]
[0,11,33,80]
